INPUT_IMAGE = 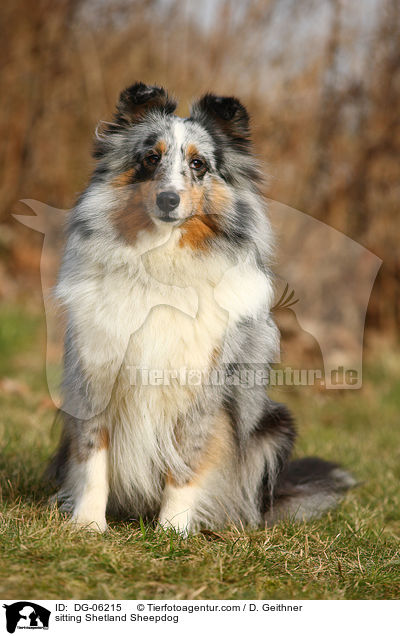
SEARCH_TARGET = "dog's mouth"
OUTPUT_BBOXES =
[152,209,196,226]
[156,215,180,223]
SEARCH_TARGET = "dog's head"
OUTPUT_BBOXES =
[85,82,262,249]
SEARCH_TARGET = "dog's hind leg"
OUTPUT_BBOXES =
[248,401,355,524]
[158,409,234,535]
[159,402,296,534]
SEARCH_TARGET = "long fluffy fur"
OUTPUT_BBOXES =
[49,82,354,533]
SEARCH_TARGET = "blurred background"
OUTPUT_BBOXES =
[0,0,399,375]
[2,2,400,600]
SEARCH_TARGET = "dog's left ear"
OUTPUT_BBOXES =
[190,93,251,148]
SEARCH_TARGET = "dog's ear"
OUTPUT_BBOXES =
[190,93,251,150]
[93,83,177,158]
[114,82,177,126]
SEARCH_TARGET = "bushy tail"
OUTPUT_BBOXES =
[266,457,356,525]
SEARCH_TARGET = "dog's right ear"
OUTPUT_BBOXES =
[93,83,177,158]
[114,82,177,126]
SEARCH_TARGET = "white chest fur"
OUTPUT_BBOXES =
[58,229,273,394]
[127,233,273,370]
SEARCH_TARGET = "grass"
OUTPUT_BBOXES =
[0,304,399,600]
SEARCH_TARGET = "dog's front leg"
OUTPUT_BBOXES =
[66,424,110,533]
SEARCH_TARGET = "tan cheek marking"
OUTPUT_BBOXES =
[112,167,136,188]
[179,216,219,250]
[180,183,203,215]
[206,177,232,214]
[179,183,221,250]
[111,182,156,244]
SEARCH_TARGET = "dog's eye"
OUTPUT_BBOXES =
[190,158,206,172]
[144,153,161,167]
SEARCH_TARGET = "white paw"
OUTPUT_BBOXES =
[158,517,190,537]
[69,513,108,533]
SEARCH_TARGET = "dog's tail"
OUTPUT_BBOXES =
[266,456,356,525]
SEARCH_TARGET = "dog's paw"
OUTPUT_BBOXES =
[157,519,190,539]
[157,510,194,537]
[69,513,108,533]
[157,519,190,538]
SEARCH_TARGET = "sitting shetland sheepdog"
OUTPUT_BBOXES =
[49,82,354,533]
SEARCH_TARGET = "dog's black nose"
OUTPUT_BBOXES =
[156,191,180,213]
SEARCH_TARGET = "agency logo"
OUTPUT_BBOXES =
[2,602,50,634]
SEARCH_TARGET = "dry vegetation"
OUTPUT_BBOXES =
[0,0,399,338]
